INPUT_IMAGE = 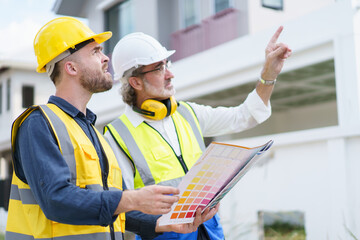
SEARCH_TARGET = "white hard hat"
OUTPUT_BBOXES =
[112,32,175,82]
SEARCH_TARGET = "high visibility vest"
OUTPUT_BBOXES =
[105,102,206,189]
[6,104,125,240]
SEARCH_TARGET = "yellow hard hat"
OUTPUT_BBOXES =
[34,17,112,73]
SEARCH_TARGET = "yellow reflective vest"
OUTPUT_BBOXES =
[6,104,125,240]
[105,102,206,189]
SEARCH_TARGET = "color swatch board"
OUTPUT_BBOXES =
[158,140,273,226]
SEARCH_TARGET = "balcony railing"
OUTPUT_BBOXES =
[171,8,241,62]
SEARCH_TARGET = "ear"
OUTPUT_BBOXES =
[63,61,77,76]
[128,76,144,91]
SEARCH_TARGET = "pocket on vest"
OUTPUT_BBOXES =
[149,145,183,183]
[76,144,102,186]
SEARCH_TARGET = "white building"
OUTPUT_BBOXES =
[1,0,360,239]
[0,50,55,231]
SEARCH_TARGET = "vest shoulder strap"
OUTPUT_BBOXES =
[38,104,77,184]
[106,117,156,186]
[177,102,206,151]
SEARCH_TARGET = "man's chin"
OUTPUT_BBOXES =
[165,88,176,97]
[93,82,113,93]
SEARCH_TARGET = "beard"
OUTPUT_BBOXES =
[79,65,113,93]
[142,77,176,99]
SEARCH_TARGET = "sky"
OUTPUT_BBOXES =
[0,0,59,59]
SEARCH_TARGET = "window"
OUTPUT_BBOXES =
[105,0,134,54]
[187,60,337,137]
[0,84,2,114]
[22,86,34,108]
[262,0,283,10]
[215,0,231,13]
[6,78,10,111]
[258,211,306,239]
[180,0,200,28]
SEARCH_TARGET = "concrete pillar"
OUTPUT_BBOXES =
[331,0,360,238]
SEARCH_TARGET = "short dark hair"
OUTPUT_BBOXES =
[48,39,95,85]
[50,62,60,85]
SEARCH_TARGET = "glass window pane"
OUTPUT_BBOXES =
[105,5,120,54]
[0,84,2,114]
[262,0,283,10]
[119,1,133,37]
[105,0,134,54]
[183,0,197,28]
[215,0,230,13]
[259,211,306,239]
[22,86,34,108]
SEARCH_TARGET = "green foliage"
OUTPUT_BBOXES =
[264,221,306,240]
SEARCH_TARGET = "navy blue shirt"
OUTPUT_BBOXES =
[14,96,122,226]
[14,96,161,238]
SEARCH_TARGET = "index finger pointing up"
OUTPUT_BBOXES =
[269,26,284,45]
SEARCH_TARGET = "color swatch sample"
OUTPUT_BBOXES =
[158,140,273,226]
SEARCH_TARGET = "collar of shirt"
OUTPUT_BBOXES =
[124,104,181,155]
[48,95,97,125]
[124,104,160,128]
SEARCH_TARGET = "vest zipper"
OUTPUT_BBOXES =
[110,224,115,240]
[144,122,188,174]
[177,155,188,173]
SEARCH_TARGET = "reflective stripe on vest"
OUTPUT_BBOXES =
[86,184,121,192]
[5,231,123,240]
[156,177,182,187]
[176,104,205,151]
[40,105,77,184]
[9,184,36,205]
[110,118,155,186]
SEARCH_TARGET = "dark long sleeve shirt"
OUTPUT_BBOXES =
[13,96,122,225]
[13,96,161,238]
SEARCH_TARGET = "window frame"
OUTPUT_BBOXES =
[261,0,283,11]
[104,0,134,54]
[179,0,201,29]
[0,83,2,114]
[213,0,234,14]
[6,78,10,111]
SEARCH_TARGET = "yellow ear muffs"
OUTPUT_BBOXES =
[133,96,178,120]
[168,96,177,116]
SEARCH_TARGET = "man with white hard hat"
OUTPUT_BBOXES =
[105,28,291,239]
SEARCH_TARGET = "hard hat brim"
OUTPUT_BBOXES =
[93,31,112,45]
[37,31,112,73]
[115,49,176,82]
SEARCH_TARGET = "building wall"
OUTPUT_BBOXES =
[0,66,54,232]
[247,0,335,34]
[0,68,54,151]
[221,134,360,239]
[0,72,12,151]
[133,0,158,37]
[217,2,360,238]
[11,70,54,119]
[0,69,55,151]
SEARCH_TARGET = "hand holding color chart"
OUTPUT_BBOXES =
[158,140,273,226]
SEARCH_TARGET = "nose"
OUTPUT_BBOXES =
[102,52,109,63]
[165,68,174,79]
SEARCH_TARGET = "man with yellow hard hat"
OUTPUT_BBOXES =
[5,17,215,240]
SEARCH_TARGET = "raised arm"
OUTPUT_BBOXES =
[256,26,292,105]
